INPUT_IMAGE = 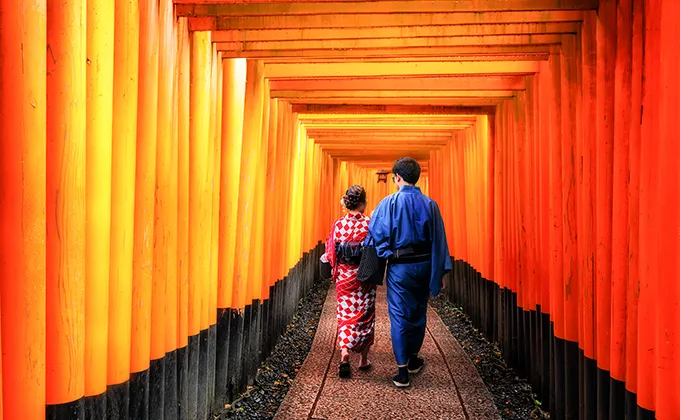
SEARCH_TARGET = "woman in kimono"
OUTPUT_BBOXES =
[321,185,376,378]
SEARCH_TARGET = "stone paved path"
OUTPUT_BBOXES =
[274,285,500,420]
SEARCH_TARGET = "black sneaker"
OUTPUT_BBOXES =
[408,357,425,374]
[392,367,410,388]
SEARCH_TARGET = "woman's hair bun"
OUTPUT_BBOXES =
[343,185,367,211]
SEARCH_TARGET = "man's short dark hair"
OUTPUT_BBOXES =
[392,157,421,184]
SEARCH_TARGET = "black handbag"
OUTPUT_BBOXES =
[357,236,387,285]
[319,260,332,281]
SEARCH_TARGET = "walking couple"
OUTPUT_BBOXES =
[320,157,452,388]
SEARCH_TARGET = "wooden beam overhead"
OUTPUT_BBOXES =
[311,131,457,138]
[300,116,479,124]
[262,61,539,78]
[315,141,452,147]
[321,146,446,151]
[328,153,433,161]
[310,133,459,140]
[270,76,527,91]
[304,123,475,129]
[314,136,453,142]
[210,22,579,43]
[304,122,472,130]
[313,134,454,140]
[260,54,550,63]
[349,163,429,167]
[272,90,514,99]
[320,148,446,154]
[218,45,552,59]
[284,98,507,106]
[297,113,481,120]
[186,11,584,30]
[215,34,563,52]
[306,124,468,130]
[348,160,429,165]
[292,104,495,115]
[175,1,597,16]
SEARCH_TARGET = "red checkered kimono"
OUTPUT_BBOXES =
[322,212,377,351]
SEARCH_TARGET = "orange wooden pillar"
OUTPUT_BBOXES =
[213,52,224,312]
[233,59,264,311]
[229,58,264,394]
[441,143,454,251]
[286,107,300,272]
[595,5,616,412]
[656,1,680,416]
[516,92,529,314]
[279,106,297,276]
[249,78,270,308]
[609,1,632,413]
[188,30,211,419]
[152,0,178,415]
[302,137,317,250]
[279,105,293,277]
[205,46,222,413]
[528,81,540,314]
[287,121,307,266]
[481,115,494,284]
[536,61,552,320]
[45,0,87,412]
[130,0,159,413]
[263,98,280,299]
[507,101,519,302]
[498,101,511,298]
[176,17,191,420]
[215,57,247,407]
[85,0,114,410]
[625,0,644,401]
[168,5,180,364]
[637,0,661,411]
[559,34,580,417]
[492,111,503,293]
[0,1,47,418]
[301,134,314,253]
[578,12,597,391]
[546,49,566,418]
[536,62,554,407]
[108,0,138,410]
[217,58,246,310]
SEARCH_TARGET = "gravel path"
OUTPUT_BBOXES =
[217,278,331,420]
[217,279,548,420]
[429,296,550,420]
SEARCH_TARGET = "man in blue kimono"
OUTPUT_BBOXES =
[368,157,452,388]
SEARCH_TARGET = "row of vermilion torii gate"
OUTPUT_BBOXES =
[428,2,680,419]
[0,0,403,416]
[0,0,679,420]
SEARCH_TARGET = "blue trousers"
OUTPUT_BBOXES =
[385,260,431,365]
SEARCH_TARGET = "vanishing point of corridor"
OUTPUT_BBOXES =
[0,0,678,419]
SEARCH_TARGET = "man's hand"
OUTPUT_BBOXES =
[441,278,446,290]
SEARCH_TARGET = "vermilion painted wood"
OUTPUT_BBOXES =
[0,0,47,416]
[656,1,680,417]
[46,0,87,404]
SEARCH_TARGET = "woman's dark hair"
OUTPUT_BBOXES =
[343,185,367,211]
[392,157,421,184]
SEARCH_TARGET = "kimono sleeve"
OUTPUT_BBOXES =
[367,197,394,259]
[429,200,452,297]
[321,220,337,268]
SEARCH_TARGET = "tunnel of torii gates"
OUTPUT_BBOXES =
[0,0,679,419]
